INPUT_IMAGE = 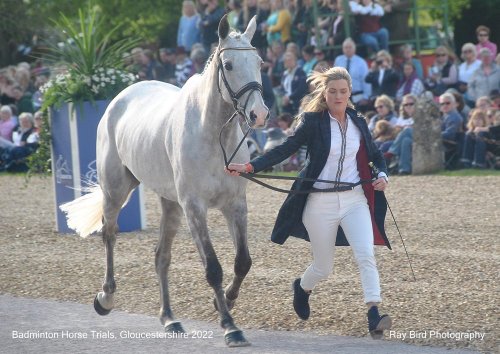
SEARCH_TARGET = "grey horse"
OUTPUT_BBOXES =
[60,15,268,347]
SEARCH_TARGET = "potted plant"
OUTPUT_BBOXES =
[36,5,146,233]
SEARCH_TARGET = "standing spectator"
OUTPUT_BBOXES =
[301,45,317,76]
[177,1,201,53]
[237,0,258,33]
[291,0,313,49]
[252,0,271,54]
[158,48,177,84]
[200,0,225,53]
[458,43,482,96]
[174,47,194,87]
[227,0,243,29]
[334,38,371,109]
[379,0,411,44]
[475,25,497,59]
[440,92,463,142]
[467,48,500,103]
[280,52,308,115]
[264,0,292,45]
[395,62,424,101]
[368,94,398,132]
[425,46,458,96]
[263,40,285,87]
[365,50,400,99]
[349,0,389,55]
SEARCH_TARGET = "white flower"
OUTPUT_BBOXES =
[100,82,106,87]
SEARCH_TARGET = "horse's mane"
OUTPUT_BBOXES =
[201,47,220,75]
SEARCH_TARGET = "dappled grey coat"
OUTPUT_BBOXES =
[250,107,391,249]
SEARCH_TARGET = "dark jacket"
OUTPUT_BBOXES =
[250,108,391,249]
[281,67,308,114]
[365,68,400,98]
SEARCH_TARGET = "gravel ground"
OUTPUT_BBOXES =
[0,174,498,353]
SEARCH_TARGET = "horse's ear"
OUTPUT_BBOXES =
[243,16,257,41]
[218,14,230,41]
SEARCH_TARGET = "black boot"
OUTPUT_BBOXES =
[292,278,310,320]
[367,305,392,339]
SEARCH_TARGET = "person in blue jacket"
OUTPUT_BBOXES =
[226,67,392,339]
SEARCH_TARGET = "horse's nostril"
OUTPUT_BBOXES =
[250,111,257,121]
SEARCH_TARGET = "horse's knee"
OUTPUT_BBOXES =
[235,253,252,277]
[206,257,223,288]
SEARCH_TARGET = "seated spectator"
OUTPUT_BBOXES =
[380,0,411,45]
[349,0,389,55]
[460,109,490,168]
[475,96,493,113]
[174,47,194,87]
[425,46,458,96]
[301,45,317,76]
[190,46,208,74]
[227,0,243,29]
[312,60,330,74]
[368,94,398,132]
[312,48,328,66]
[286,42,304,67]
[395,61,424,101]
[0,105,16,145]
[279,51,308,115]
[326,0,355,57]
[140,49,164,81]
[334,38,371,110]
[440,92,463,142]
[386,93,417,174]
[158,48,177,85]
[467,48,500,104]
[276,112,294,135]
[12,86,34,114]
[396,44,423,80]
[263,40,285,87]
[447,89,470,128]
[264,0,292,45]
[365,50,400,99]
[251,0,271,53]
[291,0,314,49]
[475,25,497,59]
[0,112,39,172]
[372,120,397,152]
[490,89,500,109]
[458,43,482,96]
[177,1,201,52]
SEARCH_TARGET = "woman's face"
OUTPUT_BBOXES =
[402,98,416,116]
[435,50,448,64]
[439,97,455,114]
[375,102,390,117]
[324,79,351,113]
[403,63,414,78]
[461,47,475,62]
[477,30,489,44]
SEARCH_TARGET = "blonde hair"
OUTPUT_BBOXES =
[399,94,417,118]
[301,67,354,114]
[374,94,395,112]
[467,109,487,131]
[376,50,393,67]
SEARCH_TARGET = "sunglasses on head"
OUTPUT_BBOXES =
[403,102,415,107]
[440,101,451,106]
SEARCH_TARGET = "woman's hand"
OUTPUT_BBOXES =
[224,163,248,176]
[372,177,388,191]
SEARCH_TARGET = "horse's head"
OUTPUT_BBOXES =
[217,15,269,128]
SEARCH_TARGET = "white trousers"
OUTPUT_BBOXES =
[301,186,382,303]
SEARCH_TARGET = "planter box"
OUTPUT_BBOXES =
[50,100,146,233]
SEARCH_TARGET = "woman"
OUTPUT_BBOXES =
[365,50,400,99]
[368,94,398,132]
[425,46,458,96]
[475,25,497,59]
[386,94,417,175]
[264,0,292,45]
[458,43,481,95]
[460,109,490,169]
[225,67,392,339]
[176,1,201,53]
[395,61,424,101]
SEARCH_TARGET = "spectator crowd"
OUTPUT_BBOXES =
[1,0,499,174]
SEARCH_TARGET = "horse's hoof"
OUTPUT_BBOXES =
[93,295,111,316]
[224,330,250,347]
[165,321,185,333]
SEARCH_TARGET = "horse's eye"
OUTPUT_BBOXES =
[224,62,233,71]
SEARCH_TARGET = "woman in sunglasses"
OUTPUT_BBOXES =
[425,46,458,96]
[458,43,481,96]
[475,25,497,59]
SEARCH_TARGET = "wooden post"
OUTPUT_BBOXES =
[412,95,443,174]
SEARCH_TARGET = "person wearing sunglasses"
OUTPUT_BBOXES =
[475,25,497,59]
[384,94,417,175]
[425,46,458,97]
[467,48,500,104]
[440,92,463,142]
[367,94,398,132]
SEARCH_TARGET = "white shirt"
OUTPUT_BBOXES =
[458,60,481,84]
[314,113,361,189]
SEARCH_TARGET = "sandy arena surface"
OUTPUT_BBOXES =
[0,174,498,353]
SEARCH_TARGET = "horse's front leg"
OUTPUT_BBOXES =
[221,200,252,311]
[182,200,250,347]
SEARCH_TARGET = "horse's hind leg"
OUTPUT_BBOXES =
[182,199,250,347]
[220,201,252,311]
[155,198,184,332]
[94,163,138,316]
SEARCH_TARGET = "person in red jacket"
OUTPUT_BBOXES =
[350,0,389,55]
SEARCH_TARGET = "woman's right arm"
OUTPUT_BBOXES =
[227,115,311,174]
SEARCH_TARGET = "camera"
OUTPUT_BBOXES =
[376,59,384,66]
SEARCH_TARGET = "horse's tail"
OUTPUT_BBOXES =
[60,185,104,238]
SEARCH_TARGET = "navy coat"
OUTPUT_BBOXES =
[250,108,392,249]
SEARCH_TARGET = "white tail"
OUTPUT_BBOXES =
[60,185,104,237]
